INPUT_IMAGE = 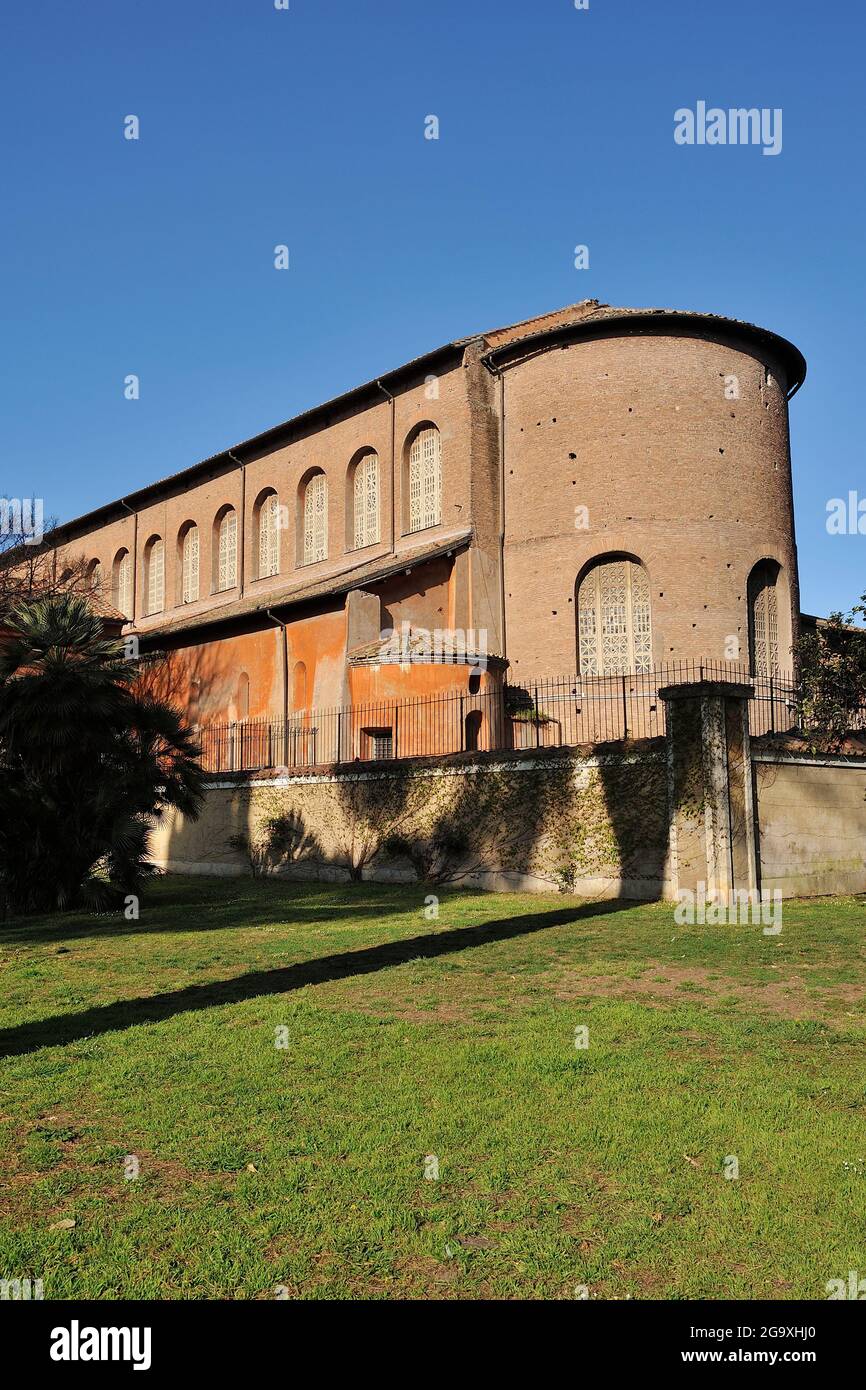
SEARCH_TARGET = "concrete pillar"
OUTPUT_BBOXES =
[660,680,757,905]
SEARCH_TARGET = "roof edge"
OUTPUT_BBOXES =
[48,303,807,549]
[51,339,470,545]
[481,309,807,395]
[135,529,474,645]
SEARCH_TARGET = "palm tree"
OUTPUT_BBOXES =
[0,593,203,915]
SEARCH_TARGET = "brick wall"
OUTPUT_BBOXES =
[501,331,799,676]
[54,351,480,632]
[46,313,803,726]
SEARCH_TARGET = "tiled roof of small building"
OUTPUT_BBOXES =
[348,624,505,667]
[86,588,126,625]
[133,528,474,643]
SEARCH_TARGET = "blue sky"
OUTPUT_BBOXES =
[2,0,864,616]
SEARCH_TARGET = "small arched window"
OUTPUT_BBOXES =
[577,557,652,676]
[215,507,238,592]
[180,523,200,605]
[351,452,379,549]
[292,661,307,711]
[407,424,441,533]
[112,549,133,618]
[87,560,102,593]
[748,560,780,676]
[465,710,483,752]
[144,536,164,615]
[302,473,327,565]
[236,671,250,721]
[188,676,201,727]
[256,491,280,578]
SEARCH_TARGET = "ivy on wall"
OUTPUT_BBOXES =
[228,747,669,893]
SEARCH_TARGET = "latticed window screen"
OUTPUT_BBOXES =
[217,510,238,591]
[182,526,199,604]
[258,494,280,577]
[577,559,652,676]
[114,552,132,618]
[750,565,779,676]
[365,728,393,761]
[303,473,328,564]
[146,539,164,615]
[353,454,379,549]
[408,427,441,532]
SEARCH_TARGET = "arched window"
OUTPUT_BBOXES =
[292,661,307,711]
[180,523,199,605]
[144,536,164,616]
[236,672,250,720]
[302,472,327,565]
[87,560,102,593]
[748,560,780,676]
[112,549,133,618]
[465,710,483,752]
[256,491,280,578]
[215,507,238,592]
[188,676,201,727]
[576,557,652,676]
[351,452,379,549]
[407,425,441,533]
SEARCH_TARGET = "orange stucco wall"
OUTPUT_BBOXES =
[348,660,496,705]
[139,605,349,727]
[346,660,502,758]
[375,556,454,634]
[286,608,348,712]
[137,559,461,729]
[139,627,282,726]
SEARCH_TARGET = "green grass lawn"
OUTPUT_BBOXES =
[1,875,864,1300]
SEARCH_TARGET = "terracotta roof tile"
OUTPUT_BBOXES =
[348,624,504,666]
[480,300,607,348]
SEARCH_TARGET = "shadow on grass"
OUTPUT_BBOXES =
[0,898,634,1058]
[0,879,422,946]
